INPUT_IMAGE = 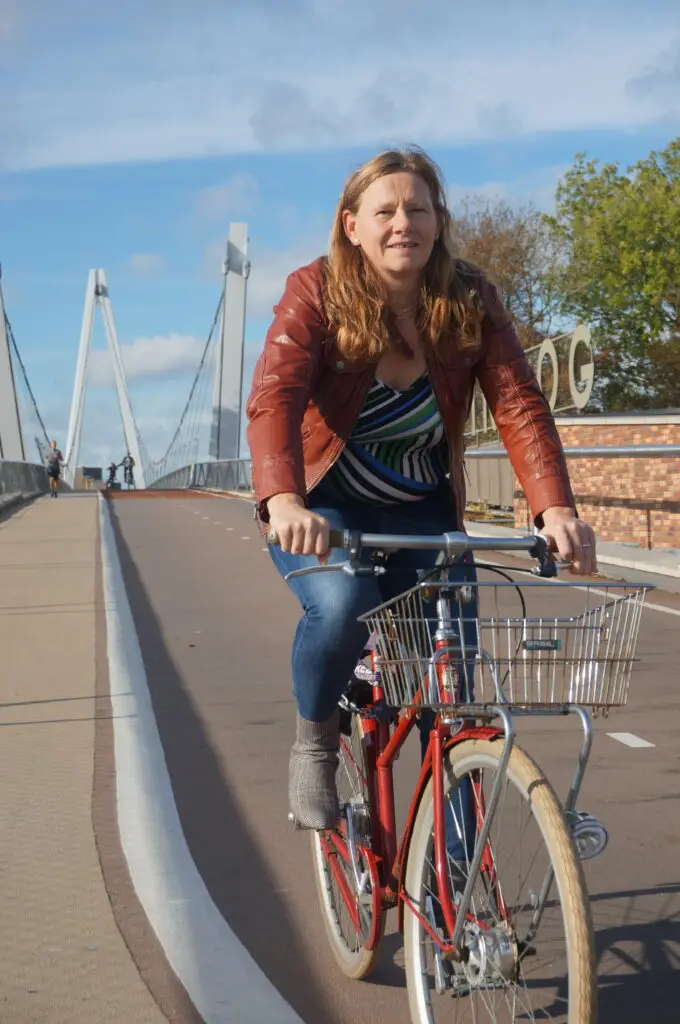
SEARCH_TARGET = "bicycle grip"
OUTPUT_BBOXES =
[267,526,347,550]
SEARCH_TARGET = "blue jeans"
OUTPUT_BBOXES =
[269,482,478,861]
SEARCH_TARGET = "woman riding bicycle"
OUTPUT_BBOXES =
[246,147,597,832]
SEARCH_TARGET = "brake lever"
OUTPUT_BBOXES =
[529,536,559,578]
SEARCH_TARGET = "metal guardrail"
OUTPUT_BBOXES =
[148,458,252,492]
[465,445,680,459]
[0,459,49,507]
[149,445,679,498]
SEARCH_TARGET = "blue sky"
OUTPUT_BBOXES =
[1,0,679,468]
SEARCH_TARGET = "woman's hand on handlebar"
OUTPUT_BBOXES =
[540,507,597,576]
[267,493,331,562]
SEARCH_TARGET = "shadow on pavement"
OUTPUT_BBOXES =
[592,883,680,1020]
[109,507,341,1024]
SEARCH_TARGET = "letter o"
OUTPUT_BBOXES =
[537,338,559,409]
[568,325,594,410]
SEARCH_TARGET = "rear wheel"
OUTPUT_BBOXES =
[404,738,596,1023]
[311,710,385,979]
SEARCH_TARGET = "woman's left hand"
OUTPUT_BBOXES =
[540,507,597,576]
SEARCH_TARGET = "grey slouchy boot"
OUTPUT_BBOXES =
[288,710,340,830]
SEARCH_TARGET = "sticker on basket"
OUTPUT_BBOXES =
[523,639,562,652]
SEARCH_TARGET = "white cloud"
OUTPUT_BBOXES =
[127,252,166,275]
[248,240,327,317]
[2,2,679,170]
[87,333,204,387]
[626,44,680,107]
[447,164,570,215]
[211,165,566,323]
[77,384,200,467]
[196,173,259,219]
[203,229,328,319]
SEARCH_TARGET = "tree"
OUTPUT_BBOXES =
[450,198,563,349]
[545,139,680,411]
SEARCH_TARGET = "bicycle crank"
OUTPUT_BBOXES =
[566,810,609,860]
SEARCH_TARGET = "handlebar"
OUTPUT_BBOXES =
[267,527,558,577]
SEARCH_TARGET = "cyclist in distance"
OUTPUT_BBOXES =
[246,147,597,834]
[122,451,135,488]
[45,440,63,497]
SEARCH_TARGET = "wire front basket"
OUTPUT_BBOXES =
[359,580,650,711]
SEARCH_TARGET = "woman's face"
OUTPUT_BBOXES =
[342,171,439,285]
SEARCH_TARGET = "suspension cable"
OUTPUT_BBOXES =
[139,288,224,479]
[3,305,51,455]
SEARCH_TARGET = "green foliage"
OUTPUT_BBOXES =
[545,139,680,411]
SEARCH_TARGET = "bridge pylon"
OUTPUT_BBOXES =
[0,265,26,461]
[63,270,146,488]
[209,223,250,461]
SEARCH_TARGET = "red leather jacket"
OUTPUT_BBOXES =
[246,258,574,527]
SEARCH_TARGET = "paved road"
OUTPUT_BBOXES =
[108,492,680,1023]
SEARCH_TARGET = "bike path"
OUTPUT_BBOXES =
[110,492,680,1024]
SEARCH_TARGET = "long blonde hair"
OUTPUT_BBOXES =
[324,147,483,361]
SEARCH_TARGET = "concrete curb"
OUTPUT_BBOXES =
[464,519,680,580]
[98,495,304,1024]
[189,488,680,580]
[0,489,43,515]
[0,491,23,513]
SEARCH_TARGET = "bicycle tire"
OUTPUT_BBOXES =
[404,738,596,1023]
[310,713,385,979]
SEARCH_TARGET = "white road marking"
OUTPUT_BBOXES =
[462,526,680,619]
[642,599,680,618]
[570,584,680,620]
[214,500,680,618]
[607,732,656,749]
[568,581,680,619]
[241,536,251,541]
[202,489,254,501]
[202,516,210,520]
[226,527,234,532]
[484,559,680,620]
[98,497,303,1024]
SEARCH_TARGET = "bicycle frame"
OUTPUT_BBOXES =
[327,683,515,959]
[324,584,600,960]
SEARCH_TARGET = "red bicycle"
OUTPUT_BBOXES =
[282,527,650,1024]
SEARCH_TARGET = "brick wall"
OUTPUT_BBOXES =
[513,416,680,549]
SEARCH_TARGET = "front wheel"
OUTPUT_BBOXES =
[404,738,596,1023]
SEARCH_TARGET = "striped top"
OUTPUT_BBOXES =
[322,373,449,504]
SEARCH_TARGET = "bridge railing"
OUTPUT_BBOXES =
[147,458,252,493]
[148,446,679,550]
[0,459,49,510]
[151,445,680,505]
